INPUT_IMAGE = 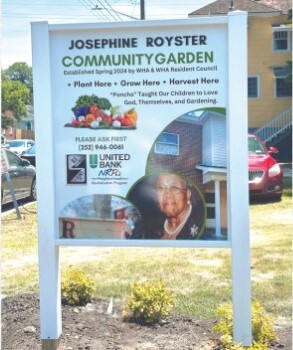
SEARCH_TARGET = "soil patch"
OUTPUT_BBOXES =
[1,294,292,350]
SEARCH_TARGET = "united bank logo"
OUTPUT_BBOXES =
[89,154,98,168]
[66,154,87,184]
[89,153,126,177]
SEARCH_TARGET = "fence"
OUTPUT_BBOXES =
[2,128,35,141]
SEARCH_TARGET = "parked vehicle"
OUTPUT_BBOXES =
[7,139,35,156]
[1,149,37,206]
[21,144,36,167]
[248,134,283,199]
[1,135,10,149]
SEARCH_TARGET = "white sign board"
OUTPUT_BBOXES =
[36,18,231,247]
[32,12,251,348]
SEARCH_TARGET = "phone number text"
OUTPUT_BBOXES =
[78,144,125,151]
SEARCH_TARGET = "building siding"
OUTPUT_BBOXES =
[248,16,291,128]
[202,118,213,165]
[147,120,203,190]
[203,115,226,166]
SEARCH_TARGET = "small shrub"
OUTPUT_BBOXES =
[213,300,277,349]
[61,269,95,306]
[123,281,174,325]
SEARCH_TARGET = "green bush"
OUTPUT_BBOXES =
[61,269,95,306]
[123,281,174,325]
[213,300,277,349]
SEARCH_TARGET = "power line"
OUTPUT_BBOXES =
[2,1,212,8]
[79,0,112,21]
[2,12,198,19]
[82,0,121,21]
[96,0,122,21]
[3,0,211,20]
[2,12,102,18]
[2,2,88,7]
[103,0,124,20]
[91,0,143,20]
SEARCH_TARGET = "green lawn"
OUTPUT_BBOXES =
[2,178,291,321]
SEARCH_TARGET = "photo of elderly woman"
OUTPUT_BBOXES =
[127,173,206,240]
[154,173,203,240]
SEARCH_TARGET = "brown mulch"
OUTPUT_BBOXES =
[1,294,292,350]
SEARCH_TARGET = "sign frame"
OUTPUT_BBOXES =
[32,12,251,347]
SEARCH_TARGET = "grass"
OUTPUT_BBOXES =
[1,177,292,322]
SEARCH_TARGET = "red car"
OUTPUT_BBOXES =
[248,134,283,199]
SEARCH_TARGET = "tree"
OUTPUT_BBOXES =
[1,77,30,129]
[2,62,33,103]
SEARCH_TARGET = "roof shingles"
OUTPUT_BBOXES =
[189,0,291,16]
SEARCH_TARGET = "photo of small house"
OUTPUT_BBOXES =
[146,108,228,240]
[59,194,143,239]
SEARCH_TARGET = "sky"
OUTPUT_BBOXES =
[1,0,214,69]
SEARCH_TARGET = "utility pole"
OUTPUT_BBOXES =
[140,0,145,20]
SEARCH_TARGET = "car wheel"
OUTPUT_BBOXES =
[30,178,37,201]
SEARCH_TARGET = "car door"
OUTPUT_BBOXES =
[5,150,32,200]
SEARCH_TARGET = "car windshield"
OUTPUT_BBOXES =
[25,144,35,154]
[248,138,266,155]
[8,140,25,147]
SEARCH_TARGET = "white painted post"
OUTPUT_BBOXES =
[31,22,62,348]
[228,11,252,345]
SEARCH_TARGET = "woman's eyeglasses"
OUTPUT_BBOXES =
[155,186,187,196]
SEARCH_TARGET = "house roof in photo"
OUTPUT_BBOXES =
[188,0,291,16]
[261,0,292,14]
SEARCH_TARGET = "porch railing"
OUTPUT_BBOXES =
[253,106,292,144]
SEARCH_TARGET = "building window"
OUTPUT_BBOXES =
[273,28,292,52]
[275,78,292,97]
[273,66,292,98]
[248,76,259,98]
[154,132,179,155]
